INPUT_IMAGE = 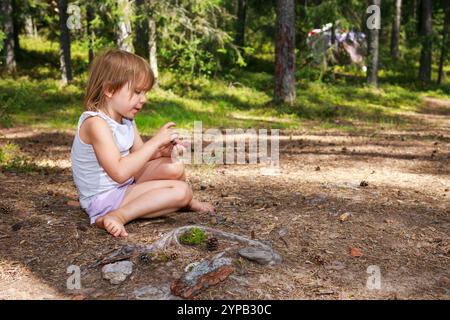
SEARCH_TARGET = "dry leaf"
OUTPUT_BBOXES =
[339,212,351,222]
[350,247,362,257]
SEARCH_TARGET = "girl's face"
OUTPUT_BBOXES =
[105,82,147,121]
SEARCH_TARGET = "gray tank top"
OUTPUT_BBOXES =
[70,111,135,209]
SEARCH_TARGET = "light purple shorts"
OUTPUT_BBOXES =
[85,179,135,225]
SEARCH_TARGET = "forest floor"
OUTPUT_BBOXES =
[0,97,448,300]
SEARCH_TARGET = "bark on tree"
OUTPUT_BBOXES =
[1,0,17,73]
[367,0,381,87]
[58,0,72,84]
[25,15,37,37]
[418,0,433,83]
[12,0,20,57]
[390,0,402,59]
[235,0,247,48]
[117,0,134,52]
[274,0,296,106]
[148,15,159,87]
[133,0,149,59]
[438,1,449,85]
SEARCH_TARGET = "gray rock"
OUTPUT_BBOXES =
[238,247,282,265]
[102,261,133,285]
[134,285,181,300]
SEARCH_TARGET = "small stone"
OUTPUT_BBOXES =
[315,166,321,171]
[221,191,228,197]
[102,261,133,285]
[209,216,218,226]
[238,247,282,265]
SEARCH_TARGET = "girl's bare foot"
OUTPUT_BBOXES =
[95,211,128,237]
[188,198,215,214]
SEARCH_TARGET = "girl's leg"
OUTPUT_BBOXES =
[96,180,192,237]
[135,156,185,183]
[135,156,214,214]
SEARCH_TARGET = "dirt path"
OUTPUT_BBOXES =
[0,98,449,300]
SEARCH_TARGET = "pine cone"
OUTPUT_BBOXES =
[206,237,219,251]
[139,254,150,264]
[169,252,178,261]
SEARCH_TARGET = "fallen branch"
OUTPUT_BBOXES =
[89,225,279,271]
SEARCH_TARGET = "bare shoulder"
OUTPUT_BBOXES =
[79,116,110,145]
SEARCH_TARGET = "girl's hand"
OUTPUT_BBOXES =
[153,122,177,148]
[158,138,188,157]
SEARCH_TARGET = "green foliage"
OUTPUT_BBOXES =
[179,227,208,246]
[0,142,38,173]
[154,0,243,77]
[0,30,5,53]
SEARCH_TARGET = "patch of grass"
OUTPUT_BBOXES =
[179,227,208,246]
[1,36,449,134]
[0,142,45,173]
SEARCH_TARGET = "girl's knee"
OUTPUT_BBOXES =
[166,162,185,180]
[174,181,192,207]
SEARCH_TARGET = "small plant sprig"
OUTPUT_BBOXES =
[179,227,208,246]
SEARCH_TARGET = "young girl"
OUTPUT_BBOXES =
[71,49,214,238]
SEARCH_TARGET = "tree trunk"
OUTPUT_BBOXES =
[390,0,402,59]
[235,0,247,48]
[1,0,16,73]
[12,0,20,57]
[133,0,149,58]
[58,0,72,84]
[367,0,381,87]
[438,1,449,85]
[274,0,296,106]
[86,4,95,64]
[148,15,159,87]
[25,15,37,37]
[117,0,134,52]
[418,0,433,83]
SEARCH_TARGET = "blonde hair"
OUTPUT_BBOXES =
[84,49,154,111]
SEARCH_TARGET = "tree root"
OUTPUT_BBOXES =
[89,225,278,271]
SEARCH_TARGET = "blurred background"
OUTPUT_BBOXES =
[0,1,449,300]
[0,0,449,133]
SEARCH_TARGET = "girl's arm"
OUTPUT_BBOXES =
[130,122,145,153]
[85,117,175,183]
[130,122,166,159]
